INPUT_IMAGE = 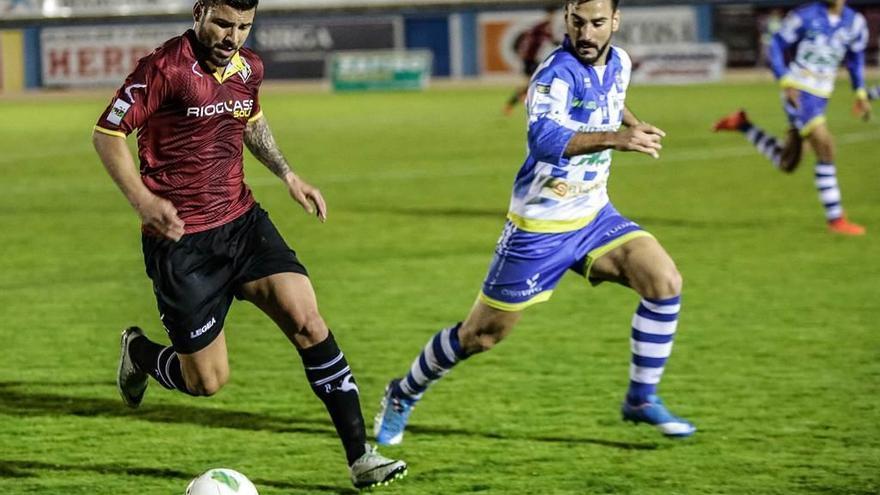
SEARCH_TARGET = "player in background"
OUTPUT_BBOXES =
[714,0,870,236]
[376,0,696,447]
[92,0,406,489]
[504,6,559,115]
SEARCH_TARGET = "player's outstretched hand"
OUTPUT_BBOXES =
[285,173,327,222]
[853,97,872,122]
[615,123,666,159]
[137,194,185,241]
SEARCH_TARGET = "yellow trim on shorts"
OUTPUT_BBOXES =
[779,76,832,98]
[247,110,264,123]
[799,115,826,137]
[582,230,654,281]
[506,211,598,233]
[93,125,127,138]
[479,290,554,312]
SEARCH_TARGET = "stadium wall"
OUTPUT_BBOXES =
[3,1,879,89]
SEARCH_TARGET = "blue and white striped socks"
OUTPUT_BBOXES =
[744,124,783,168]
[814,162,844,221]
[394,324,468,401]
[627,296,681,405]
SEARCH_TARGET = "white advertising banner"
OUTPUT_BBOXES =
[4,0,539,19]
[41,23,189,87]
[629,43,728,85]
[2,0,188,18]
[478,6,698,76]
[613,6,698,48]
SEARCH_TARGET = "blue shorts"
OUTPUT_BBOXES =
[782,90,828,137]
[480,203,653,311]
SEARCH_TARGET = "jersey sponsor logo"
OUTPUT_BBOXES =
[186,99,255,119]
[572,98,598,110]
[535,83,551,94]
[190,316,217,339]
[542,176,605,199]
[106,98,131,125]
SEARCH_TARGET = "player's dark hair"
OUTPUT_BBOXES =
[566,0,619,11]
[198,0,259,10]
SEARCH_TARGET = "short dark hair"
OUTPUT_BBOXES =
[566,0,619,11]
[199,0,259,10]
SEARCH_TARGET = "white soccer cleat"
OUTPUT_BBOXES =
[349,444,407,489]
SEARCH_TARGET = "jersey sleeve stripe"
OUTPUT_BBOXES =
[93,125,127,138]
[247,110,264,123]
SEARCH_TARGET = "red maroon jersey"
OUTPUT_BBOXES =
[96,30,263,234]
[517,20,555,63]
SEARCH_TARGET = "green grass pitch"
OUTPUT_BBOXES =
[0,81,878,494]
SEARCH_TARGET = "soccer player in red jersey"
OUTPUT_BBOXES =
[91,0,406,489]
[504,7,558,115]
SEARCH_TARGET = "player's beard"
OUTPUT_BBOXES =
[574,37,612,65]
[210,42,237,67]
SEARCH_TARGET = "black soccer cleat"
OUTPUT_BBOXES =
[117,326,148,408]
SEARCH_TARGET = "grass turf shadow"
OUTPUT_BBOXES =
[0,381,656,451]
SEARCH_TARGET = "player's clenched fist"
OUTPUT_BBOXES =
[614,123,666,159]
[136,194,185,241]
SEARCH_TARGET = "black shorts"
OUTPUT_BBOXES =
[142,205,307,354]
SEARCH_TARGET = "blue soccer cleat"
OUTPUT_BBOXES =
[621,395,696,438]
[373,379,415,446]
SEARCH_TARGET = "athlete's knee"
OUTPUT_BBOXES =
[816,142,835,163]
[292,309,329,343]
[183,367,229,396]
[642,266,682,300]
[460,319,513,354]
[185,374,226,396]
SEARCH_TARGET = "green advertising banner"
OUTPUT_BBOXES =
[329,50,432,92]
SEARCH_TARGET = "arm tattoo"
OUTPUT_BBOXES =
[243,116,292,179]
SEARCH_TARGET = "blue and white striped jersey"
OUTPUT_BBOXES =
[508,37,631,233]
[770,2,868,98]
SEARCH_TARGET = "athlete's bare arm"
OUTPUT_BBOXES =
[564,122,665,159]
[243,115,327,222]
[92,131,185,241]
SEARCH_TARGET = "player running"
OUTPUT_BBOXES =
[376,0,696,446]
[504,7,559,115]
[714,0,871,236]
[92,0,406,489]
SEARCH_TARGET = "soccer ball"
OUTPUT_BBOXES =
[185,468,259,495]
